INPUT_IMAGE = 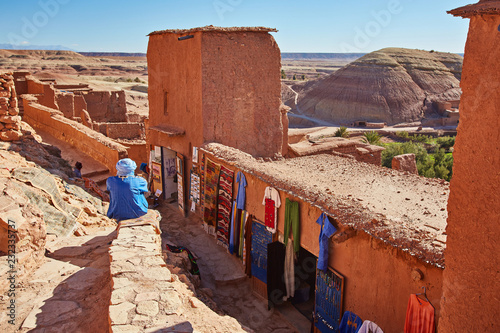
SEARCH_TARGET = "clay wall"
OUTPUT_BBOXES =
[332,143,383,165]
[201,32,283,157]
[199,150,443,333]
[83,91,127,122]
[147,31,204,182]
[23,100,128,174]
[104,122,145,140]
[26,77,57,110]
[73,94,88,119]
[119,141,148,167]
[438,13,500,332]
[55,92,75,119]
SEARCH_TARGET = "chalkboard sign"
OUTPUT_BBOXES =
[251,220,273,283]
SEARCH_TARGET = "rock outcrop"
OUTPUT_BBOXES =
[296,48,463,125]
[0,73,22,141]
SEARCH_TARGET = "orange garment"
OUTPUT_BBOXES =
[404,294,435,333]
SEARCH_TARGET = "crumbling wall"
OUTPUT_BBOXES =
[392,154,418,174]
[0,73,23,141]
[83,91,127,122]
[55,92,75,119]
[26,76,57,110]
[201,31,283,157]
[23,100,128,174]
[439,11,500,332]
[104,122,145,140]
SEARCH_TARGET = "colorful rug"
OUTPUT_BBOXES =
[203,158,221,236]
[216,165,234,249]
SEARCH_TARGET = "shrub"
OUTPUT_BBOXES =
[436,136,456,150]
[334,126,350,138]
[396,131,409,139]
[363,131,381,145]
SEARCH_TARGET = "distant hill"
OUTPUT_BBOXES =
[281,53,366,60]
[296,48,463,125]
[79,52,147,57]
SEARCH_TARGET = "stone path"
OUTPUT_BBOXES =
[0,228,116,333]
[158,203,307,333]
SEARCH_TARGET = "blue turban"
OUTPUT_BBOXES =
[116,158,136,176]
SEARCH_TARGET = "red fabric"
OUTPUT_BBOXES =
[404,294,435,333]
[264,198,275,229]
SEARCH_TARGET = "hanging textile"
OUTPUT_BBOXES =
[216,165,234,250]
[238,211,248,257]
[404,294,435,333]
[284,198,300,253]
[251,220,273,283]
[203,158,221,236]
[243,215,253,276]
[229,201,237,254]
[314,268,344,332]
[267,241,286,310]
[339,311,363,333]
[262,186,281,233]
[316,213,337,272]
[235,171,247,210]
[358,321,384,333]
[200,153,205,214]
[283,238,295,301]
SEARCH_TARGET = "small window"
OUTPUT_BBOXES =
[163,91,168,115]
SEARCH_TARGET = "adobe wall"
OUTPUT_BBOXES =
[26,77,57,110]
[55,92,75,119]
[439,13,500,332]
[201,151,443,333]
[104,122,145,140]
[23,100,128,174]
[147,32,204,181]
[201,31,283,158]
[0,73,23,141]
[120,141,148,168]
[83,90,127,122]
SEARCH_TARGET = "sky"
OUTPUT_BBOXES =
[0,0,473,53]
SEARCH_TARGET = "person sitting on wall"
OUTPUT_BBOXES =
[74,161,83,178]
[106,158,148,222]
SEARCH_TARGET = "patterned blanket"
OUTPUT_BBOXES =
[216,165,234,249]
[203,158,220,236]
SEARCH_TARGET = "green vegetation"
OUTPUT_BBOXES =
[293,74,297,80]
[281,69,286,79]
[382,132,456,181]
[363,131,381,145]
[334,126,350,138]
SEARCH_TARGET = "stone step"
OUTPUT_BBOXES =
[82,168,110,179]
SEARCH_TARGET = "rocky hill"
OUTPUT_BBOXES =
[295,48,463,125]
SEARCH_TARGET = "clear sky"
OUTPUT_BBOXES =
[1,0,472,53]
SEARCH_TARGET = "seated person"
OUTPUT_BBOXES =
[74,161,83,178]
[106,158,148,221]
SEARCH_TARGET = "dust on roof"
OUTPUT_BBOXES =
[202,143,449,268]
[448,0,500,17]
[149,25,277,36]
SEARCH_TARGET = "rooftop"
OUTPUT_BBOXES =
[203,143,449,268]
[448,0,500,17]
[148,25,277,36]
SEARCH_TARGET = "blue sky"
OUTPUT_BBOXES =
[1,0,472,53]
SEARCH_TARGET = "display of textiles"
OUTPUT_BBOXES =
[190,171,200,204]
[203,158,221,236]
[200,154,205,214]
[251,220,273,283]
[314,268,344,333]
[216,165,234,250]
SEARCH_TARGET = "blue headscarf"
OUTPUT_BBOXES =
[116,158,136,177]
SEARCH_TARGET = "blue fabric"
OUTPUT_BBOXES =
[339,311,363,333]
[106,175,148,221]
[73,168,82,178]
[116,158,137,176]
[235,171,247,210]
[229,200,236,255]
[316,213,337,272]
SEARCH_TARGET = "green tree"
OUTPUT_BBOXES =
[301,74,306,80]
[281,69,286,79]
[293,74,297,80]
[362,131,381,145]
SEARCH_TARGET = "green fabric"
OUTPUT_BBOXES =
[284,198,300,253]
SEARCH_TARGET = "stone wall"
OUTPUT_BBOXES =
[0,73,23,141]
[108,213,246,332]
[23,100,128,174]
[392,154,418,174]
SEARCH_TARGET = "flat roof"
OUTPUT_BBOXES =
[148,25,277,36]
[203,143,449,268]
[449,0,500,17]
